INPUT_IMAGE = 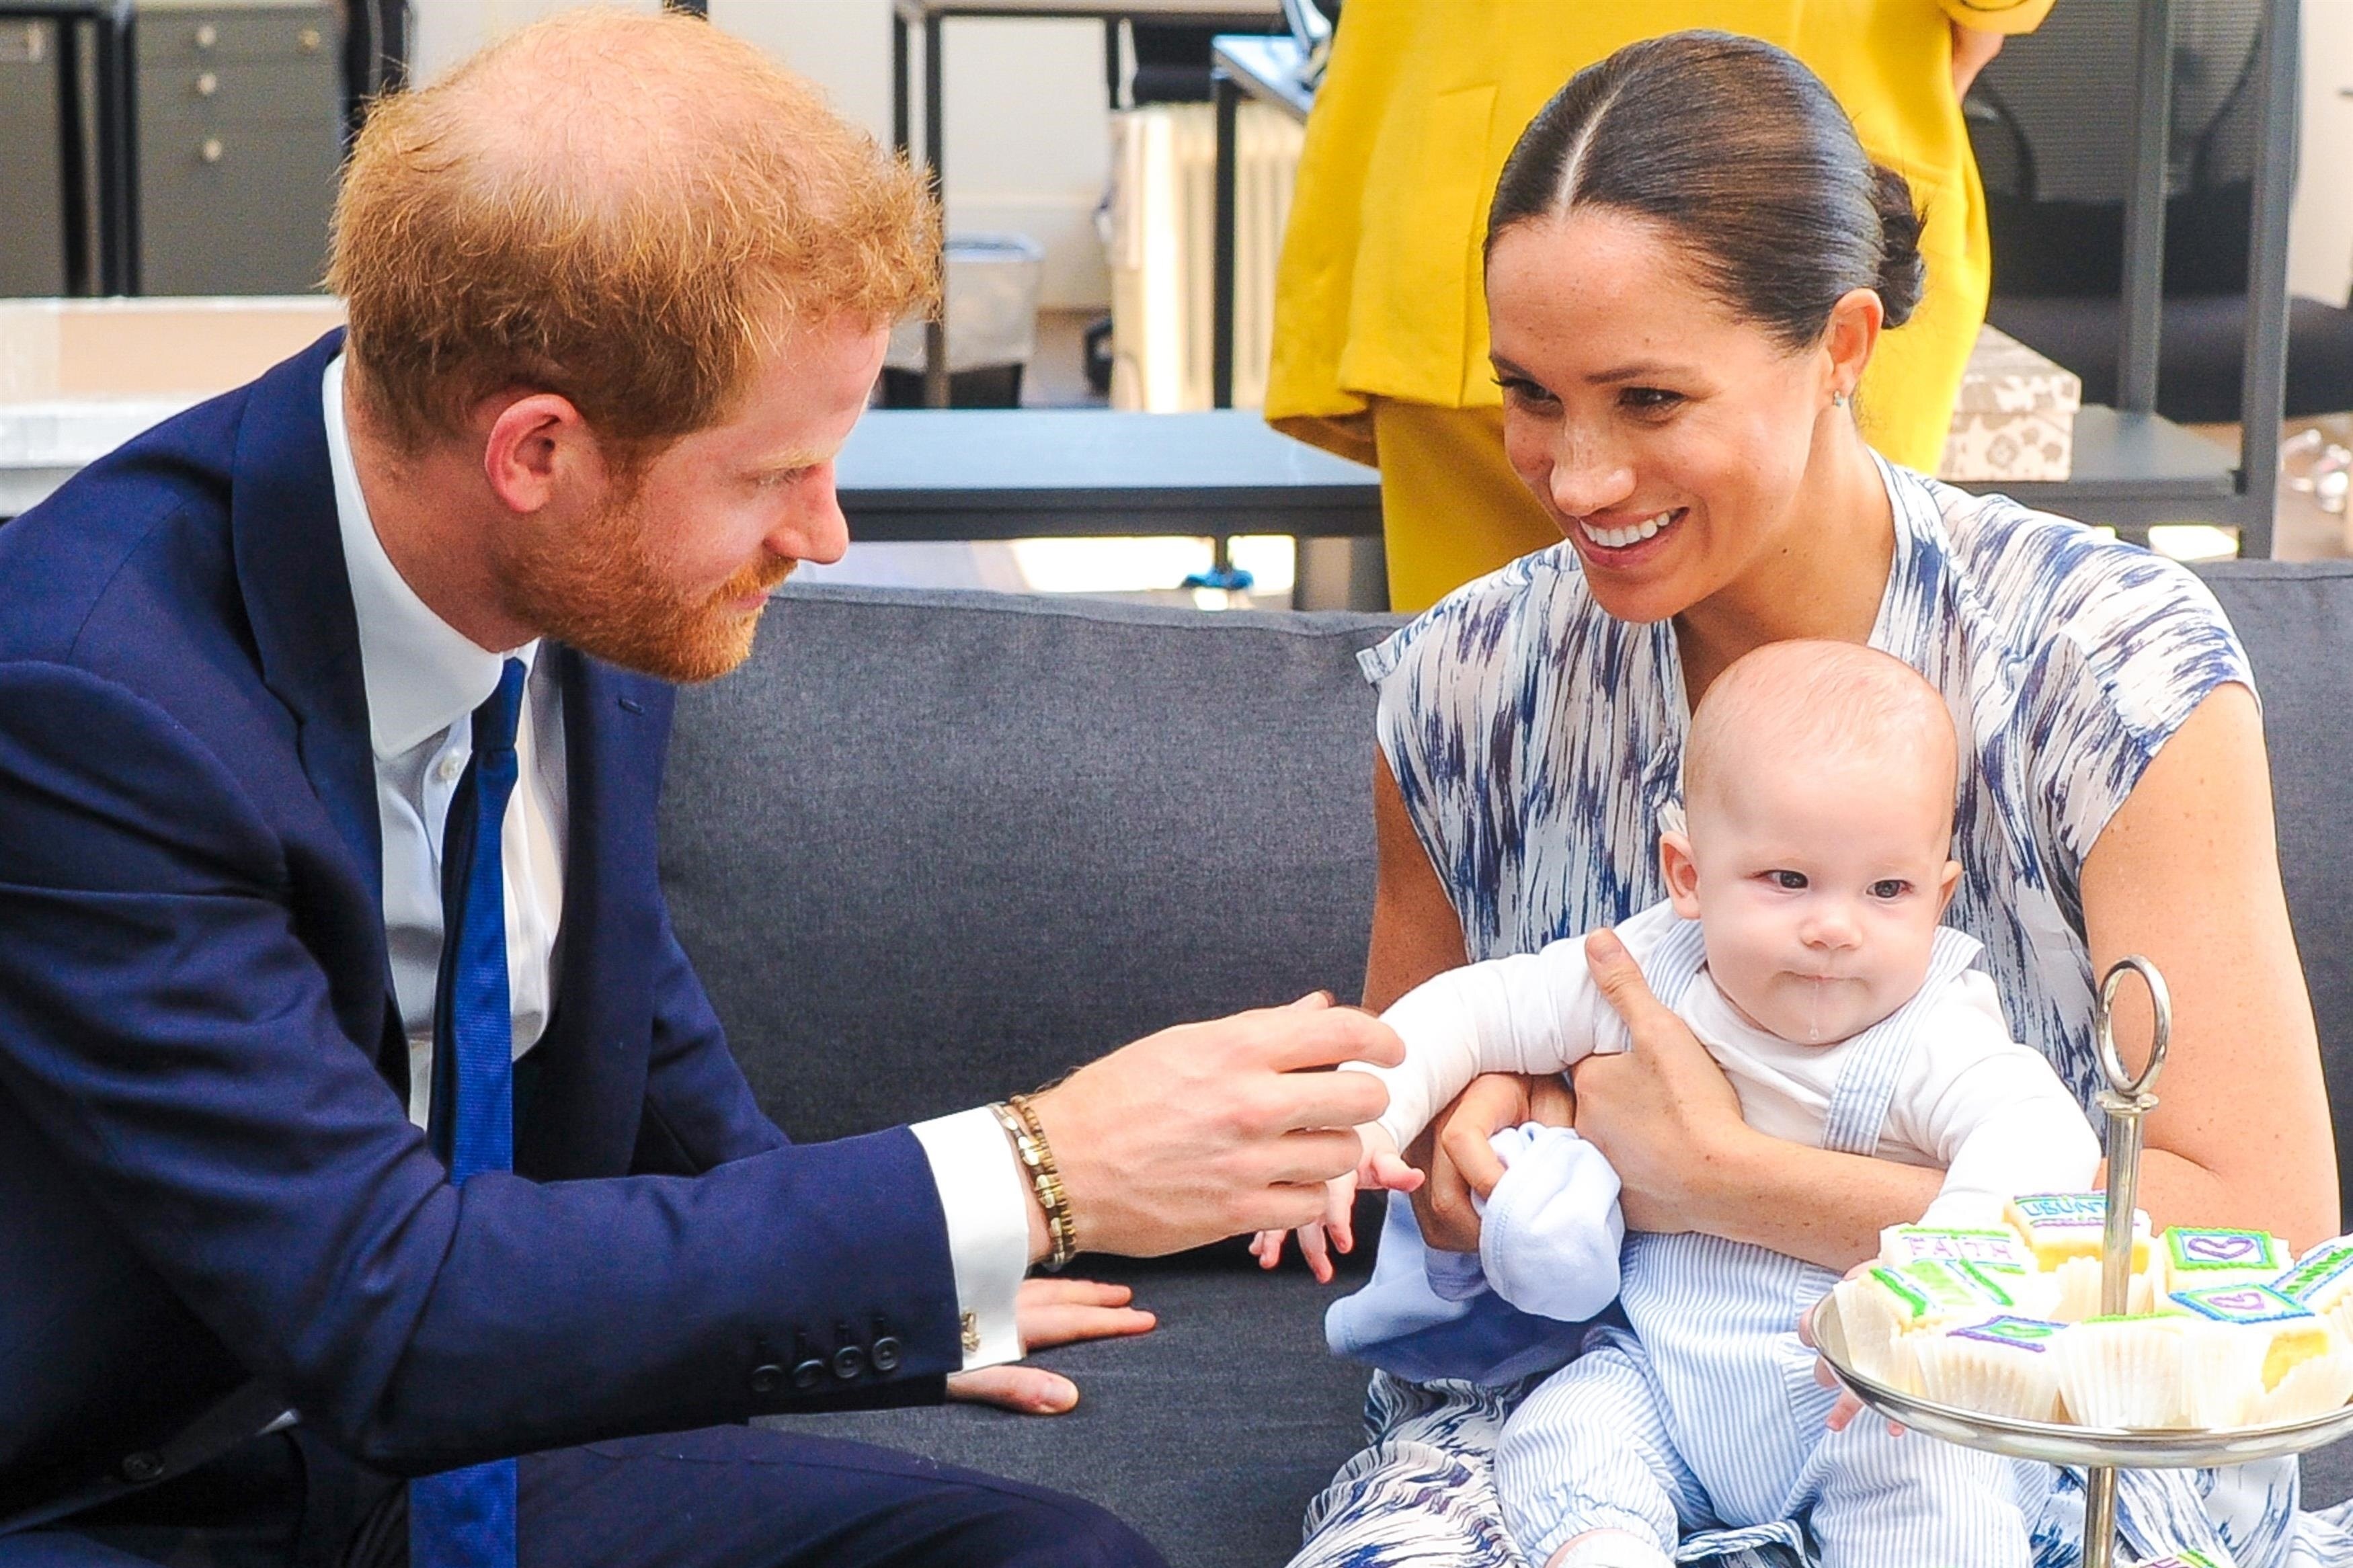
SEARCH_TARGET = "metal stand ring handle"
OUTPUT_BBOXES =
[2094,955,2171,1102]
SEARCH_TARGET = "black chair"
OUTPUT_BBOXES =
[1966,1,2353,424]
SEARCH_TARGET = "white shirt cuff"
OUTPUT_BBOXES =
[909,1107,1031,1371]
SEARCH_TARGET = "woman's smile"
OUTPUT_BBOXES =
[1571,505,1685,556]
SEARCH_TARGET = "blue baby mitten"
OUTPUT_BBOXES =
[1476,1123,1626,1323]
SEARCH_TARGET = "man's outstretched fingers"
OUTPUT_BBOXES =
[1263,1007,1404,1073]
[946,1364,1079,1415]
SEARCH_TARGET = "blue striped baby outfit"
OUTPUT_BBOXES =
[1493,915,2050,1566]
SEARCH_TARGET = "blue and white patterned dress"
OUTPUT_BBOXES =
[1291,456,2353,1568]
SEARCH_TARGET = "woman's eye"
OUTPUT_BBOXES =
[1869,879,1911,900]
[1493,374,1557,407]
[1769,870,1807,891]
[1620,386,1685,414]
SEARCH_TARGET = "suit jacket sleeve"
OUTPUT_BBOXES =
[630,901,793,1174]
[0,662,961,1474]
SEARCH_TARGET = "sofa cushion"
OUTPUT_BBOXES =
[661,585,1400,1145]
[762,1254,1378,1567]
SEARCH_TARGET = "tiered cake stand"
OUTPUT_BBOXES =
[1814,958,2353,1568]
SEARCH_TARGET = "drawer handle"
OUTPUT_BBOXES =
[196,71,216,96]
[194,23,216,49]
[200,137,223,164]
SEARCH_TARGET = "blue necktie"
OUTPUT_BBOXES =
[411,657,525,1568]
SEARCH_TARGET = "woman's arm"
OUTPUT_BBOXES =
[1569,930,1943,1271]
[2076,682,2340,1249]
[1364,750,1470,1013]
[1367,751,1584,1250]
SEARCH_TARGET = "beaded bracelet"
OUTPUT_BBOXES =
[992,1094,1078,1271]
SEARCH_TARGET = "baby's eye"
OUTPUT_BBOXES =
[1869,878,1911,900]
[1768,870,1807,891]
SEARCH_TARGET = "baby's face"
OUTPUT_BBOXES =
[1665,747,1960,1045]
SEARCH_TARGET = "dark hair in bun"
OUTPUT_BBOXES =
[1487,30,1927,344]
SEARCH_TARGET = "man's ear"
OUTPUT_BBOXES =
[1660,830,1702,920]
[480,392,591,517]
[1936,857,1962,915]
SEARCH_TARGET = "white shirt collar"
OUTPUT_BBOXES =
[323,353,539,760]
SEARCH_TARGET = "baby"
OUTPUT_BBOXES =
[1265,640,2101,1568]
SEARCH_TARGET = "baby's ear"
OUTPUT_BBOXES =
[1659,831,1703,919]
[1936,858,1962,912]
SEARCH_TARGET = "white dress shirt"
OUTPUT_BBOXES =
[321,355,1029,1370]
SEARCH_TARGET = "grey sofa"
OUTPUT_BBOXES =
[657,566,2353,1567]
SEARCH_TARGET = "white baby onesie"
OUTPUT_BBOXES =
[1359,901,2102,1568]
[1369,901,2099,1235]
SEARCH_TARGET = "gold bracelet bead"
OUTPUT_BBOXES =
[990,1100,1078,1271]
[1008,1092,1080,1269]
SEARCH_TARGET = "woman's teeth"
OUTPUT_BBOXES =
[1578,510,1677,550]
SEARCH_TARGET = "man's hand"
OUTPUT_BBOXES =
[1023,993,1402,1260]
[945,1278,1156,1415]
[1408,1072,1574,1253]
[1250,1122,1423,1284]
[1568,929,1749,1235]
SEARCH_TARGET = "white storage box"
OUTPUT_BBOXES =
[1940,323,2082,483]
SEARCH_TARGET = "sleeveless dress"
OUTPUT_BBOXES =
[1290,456,2353,1568]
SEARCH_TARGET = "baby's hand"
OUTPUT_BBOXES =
[1354,1122,1424,1198]
[1249,1125,1426,1284]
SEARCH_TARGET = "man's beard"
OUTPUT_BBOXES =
[500,489,796,684]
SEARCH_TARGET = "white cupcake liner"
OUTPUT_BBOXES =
[1911,1333,2061,1421]
[2249,1349,2353,1425]
[2050,1257,2159,1323]
[2055,1319,2187,1430]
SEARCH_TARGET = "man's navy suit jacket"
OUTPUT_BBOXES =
[0,332,962,1521]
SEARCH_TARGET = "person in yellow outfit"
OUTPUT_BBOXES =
[1265,0,2052,610]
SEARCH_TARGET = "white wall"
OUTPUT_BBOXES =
[2291,0,2353,305]
[408,0,1115,309]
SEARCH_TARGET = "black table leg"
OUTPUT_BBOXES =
[922,11,949,409]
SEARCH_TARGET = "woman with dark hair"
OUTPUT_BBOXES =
[1265,1,2045,612]
[1288,30,2350,1568]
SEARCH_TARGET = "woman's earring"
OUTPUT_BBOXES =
[1831,389,1852,410]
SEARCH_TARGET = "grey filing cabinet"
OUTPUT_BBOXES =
[134,0,340,295]
[0,19,69,296]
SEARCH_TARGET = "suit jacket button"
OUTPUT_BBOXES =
[748,1363,786,1397]
[120,1451,165,1485]
[870,1335,902,1373]
[830,1344,867,1381]
[792,1358,827,1392]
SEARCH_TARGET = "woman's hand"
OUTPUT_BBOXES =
[943,1278,1156,1415]
[1567,929,1752,1235]
[1407,1072,1574,1252]
[1950,23,2005,101]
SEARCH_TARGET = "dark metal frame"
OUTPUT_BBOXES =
[888,0,1283,408]
[7,0,135,296]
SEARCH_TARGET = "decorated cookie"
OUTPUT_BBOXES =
[2276,1239,2353,1334]
[2004,1192,2151,1272]
[1880,1225,2036,1275]
[1831,1260,2019,1393]
[2160,1227,2291,1294]
[1911,1315,2065,1421]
